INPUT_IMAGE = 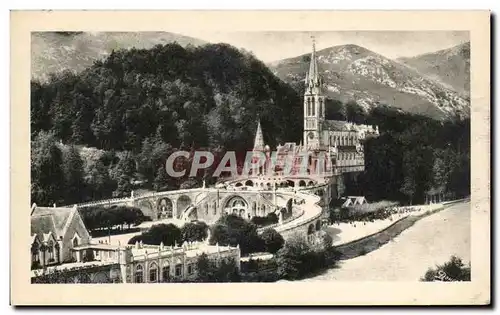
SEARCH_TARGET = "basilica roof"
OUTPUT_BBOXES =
[31,206,76,242]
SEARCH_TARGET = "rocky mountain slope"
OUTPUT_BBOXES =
[31,32,207,82]
[269,44,470,119]
[397,42,470,97]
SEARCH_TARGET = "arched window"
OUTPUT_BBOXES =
[149,262,158,283]
[319,98,323,117]
[31,242,40,264]
[311,98,316,116]
[72,237,78,247]
[307,98,311,116]
[47,240,54,260]
[213,201,217,215]
[175,259,183,278]
[205,203,209,215]
[162,261,170,282]
[135,264,144,283]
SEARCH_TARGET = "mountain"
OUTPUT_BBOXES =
[31,32,207,82]
[269,44,470,119]
[397,42,470,97]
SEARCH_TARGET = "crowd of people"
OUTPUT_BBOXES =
[330,205,428,227]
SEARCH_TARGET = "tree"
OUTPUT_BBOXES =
[400,175,416,205]
[260,228,284,254]
[181,221,208,242]
[62,145,85,204]
[153,166,169,191]
[194,253,240,283]
[85,159,116,201]
[209,214,263,255]
[31,131,65,205]
[345,100,366,124]
[128,223,182,246]
[420,256,471,282]
[179,178,199,190]
[113,154,136,197]
[195,253,216,282]
[276,234,310,280]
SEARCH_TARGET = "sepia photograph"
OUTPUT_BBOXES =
[10,10,490,305]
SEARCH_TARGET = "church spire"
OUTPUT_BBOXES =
[253,120,265,151]
[306,36,322,92]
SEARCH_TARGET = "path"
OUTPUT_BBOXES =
[301,201,471,281]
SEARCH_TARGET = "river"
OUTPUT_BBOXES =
[301,201,471,281]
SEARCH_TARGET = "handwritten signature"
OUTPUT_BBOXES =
[434,270,458,282]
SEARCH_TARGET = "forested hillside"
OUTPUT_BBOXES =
[31,43,302,206]
[30,42,470,207]
[340,105,470,204]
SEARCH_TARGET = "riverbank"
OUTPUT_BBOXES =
[300,200,471,281]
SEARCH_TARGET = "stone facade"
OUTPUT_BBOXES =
[33,240,241,283]
[30,204,91,268]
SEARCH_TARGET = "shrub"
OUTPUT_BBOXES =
[210,214,263,255]
[420,256,471,282]
[194,253,240,282]
[127,223,181,246]
[275,233,340,281]
[181,221,208,243]
[260,228,285,254]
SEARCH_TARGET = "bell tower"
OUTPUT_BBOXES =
[303,37,326,149]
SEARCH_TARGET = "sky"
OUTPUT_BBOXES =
[179,31,469,62]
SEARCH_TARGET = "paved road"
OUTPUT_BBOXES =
[301,201,471,281]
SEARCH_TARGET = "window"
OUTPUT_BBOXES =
[213,202,217,215]
[135,265,144,283]
[72,237,78,247]
[175,264,183,277]
[311,99,315,116]
[162,266,170,281]
[307,98,311,116]
[187,264,194,275]
[31,243,40,263]
[47,241,54,260]
[149,263,158,283]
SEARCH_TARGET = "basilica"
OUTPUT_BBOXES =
[250,40,379,178]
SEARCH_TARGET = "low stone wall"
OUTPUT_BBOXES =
[334,204,447,260]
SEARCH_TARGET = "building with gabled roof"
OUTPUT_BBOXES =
[30,203,91,269]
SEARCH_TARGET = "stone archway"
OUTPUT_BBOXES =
[235,182,243,187]
[176,195,192,219]
[223,196,249,218]
[137,199,155,219]
[92,271,109,283]
[298,180,306,187]
[157,197,173,219]
[245,180,254,187]
[307,180,315,187]
[286,180,295,187]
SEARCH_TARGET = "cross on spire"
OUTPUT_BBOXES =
[306,35,322,91]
